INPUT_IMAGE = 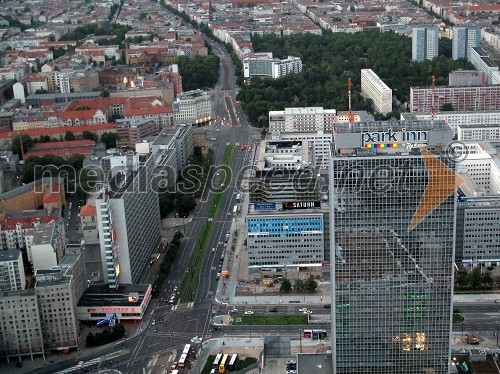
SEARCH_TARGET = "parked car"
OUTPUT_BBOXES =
[244,310,254,315]
[323,304,331,309]
[298,308,308,313]
[269,307,278,312]
[302,310,313,315]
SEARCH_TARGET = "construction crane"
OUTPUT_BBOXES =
[348,78,354,126]
[431,75,436,125]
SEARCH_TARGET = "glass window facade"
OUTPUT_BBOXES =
[329,124,455,373]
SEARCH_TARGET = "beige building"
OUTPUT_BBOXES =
[25,222,65,272]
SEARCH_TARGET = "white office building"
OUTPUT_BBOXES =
[247,205,327,269]
[469,47,499,85]
[271,131,333,170]
[173,89,211,126]
[453,142,500,263]
[243,53,302,79]
[0,250,26,291]
[269,107,337,133]
[360,69,392,115]
[452,26,480,60]
[412,26,439,62]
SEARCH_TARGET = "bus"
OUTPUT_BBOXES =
[228,354,239,371]
[236,193,241,203]
[213,353,223,369]
[219,353,229,374]
[303,329,327,340]
[178,354,188,368]
[182,344,191,355]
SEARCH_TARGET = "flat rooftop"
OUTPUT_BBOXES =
[0,249,21,262]
[78,284,151,307]
[297,353,333,374]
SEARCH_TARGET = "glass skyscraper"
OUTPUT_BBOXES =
[329,120,456,373]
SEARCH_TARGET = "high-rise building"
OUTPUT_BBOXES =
[360,69,392,115]
[329,120,456,372]
[401,110,500,131]
[452,26,480,60]
[412,26,439,62]
[95,152,162,286]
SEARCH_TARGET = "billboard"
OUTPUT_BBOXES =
[254,202,276,211]
[282,201,321,210]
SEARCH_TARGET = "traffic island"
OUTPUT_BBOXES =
[232,315,309,325]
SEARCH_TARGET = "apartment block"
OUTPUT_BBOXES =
[0,250,26,291]
[0,289,44,361]
[409,85,500,112]
[412,26,439,62]
[0,254,85,361]
[360,69,392,115]
[452,26,480,60]
[35,254,86,351]
[401,110,500,131]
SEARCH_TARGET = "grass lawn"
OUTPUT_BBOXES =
[453,313,464,324]
[235,314,309,325]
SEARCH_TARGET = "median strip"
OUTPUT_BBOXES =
[179,144,237,302]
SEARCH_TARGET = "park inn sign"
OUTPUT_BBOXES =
[361,129,428,149]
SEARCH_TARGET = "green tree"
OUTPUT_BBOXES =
[440,103,455,111]
[468,267,483,290]
[67,154,85,170]
[293,279,304,292]
[176,194,196,215]
[159,192,175,218]
[11,134,34,158]
[64,131,76,141]
[482,271,494,288]
[304,278,318,292]
[280,278,292,293]
[82,131,98,141]
[100,132,118,149]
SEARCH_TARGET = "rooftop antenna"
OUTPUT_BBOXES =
[431,75,436,126]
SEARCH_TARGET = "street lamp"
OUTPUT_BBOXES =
[124,332,128,348]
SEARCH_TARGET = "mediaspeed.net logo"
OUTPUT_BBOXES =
[409,143,466,231]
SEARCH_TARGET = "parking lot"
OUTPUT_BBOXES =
[262,357,296,374]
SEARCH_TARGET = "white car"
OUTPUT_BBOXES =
[244,310,254,315]
[302,310,313,315]
[298,308,308,313]
[151,318,156,326]
[230,308,238,313]
[211,247,216,253]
